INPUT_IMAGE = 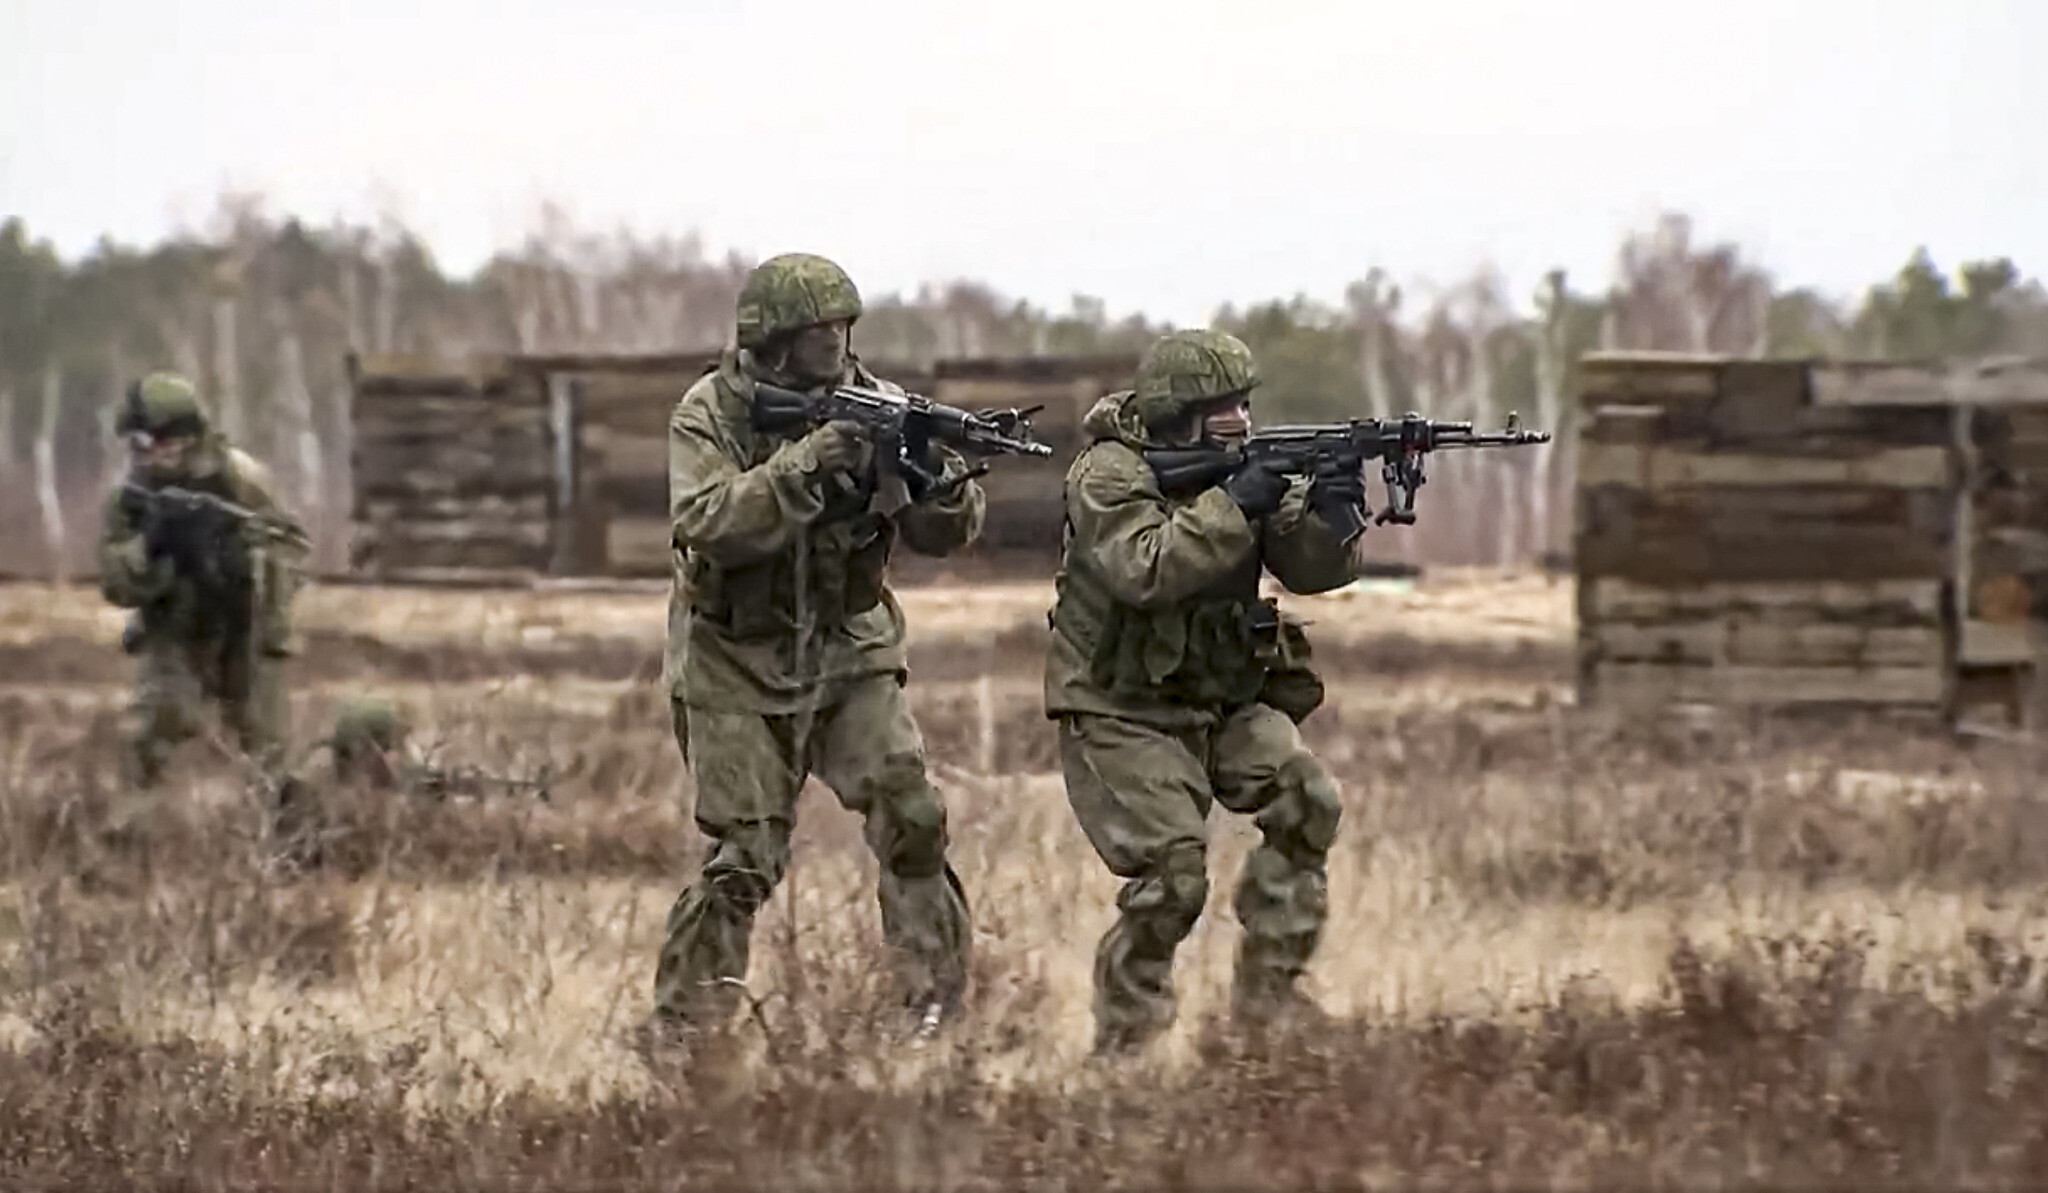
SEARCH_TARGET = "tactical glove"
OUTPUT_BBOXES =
[1224,459,1290,519]
[799,419,868,477]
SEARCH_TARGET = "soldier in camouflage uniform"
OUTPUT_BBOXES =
[96,372,310,790]
[320,697,414,785]
[651,253,983,1039]
[1045,329,1367,1055]
[270,696,414,866]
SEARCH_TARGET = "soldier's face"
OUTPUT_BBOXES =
[135,432,197,478]
[784,320,850,384]
[1200,397,1252,447]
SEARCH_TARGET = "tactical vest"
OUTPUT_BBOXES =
[1077,542,1262,701]
[684,378,895,642]
[1061,489,1325,722]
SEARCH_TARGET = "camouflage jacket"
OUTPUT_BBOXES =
[1043,392,1358,730]
[664,349,986,713]
[96,438,309,653]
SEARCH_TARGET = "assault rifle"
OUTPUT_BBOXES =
[752,381,1055,501]
[407,761,555,804]
[1145,413,1552,544]
[120,482,257,595]
[116,481,309,651]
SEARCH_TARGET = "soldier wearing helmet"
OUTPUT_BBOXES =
[650,253,982,1043]
[266,696,414,867]
[97,371,310,790]
[1044,329,1367,1056]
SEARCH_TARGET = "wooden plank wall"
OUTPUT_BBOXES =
[1959,406,2048,637]
[540,353,933,578]
[1573,353,1956,712]
[932,354,1137,554]
[569,357,717,578]
[1812,357,2048,722]
[347,354,555,584]
[348,350,1137,581]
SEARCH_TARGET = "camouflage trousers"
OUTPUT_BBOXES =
[125,635,288,788]
[1058,703,1342,1054]
[653,675,972,1027]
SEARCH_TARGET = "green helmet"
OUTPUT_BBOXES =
[1130,330,1262,430]
[329,698,411,763]
[116,372,210,440]
[734,253,863,349]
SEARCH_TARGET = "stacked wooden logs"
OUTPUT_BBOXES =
[348,357,555,584]
[571,359,714,578]
[930,354,1137,554]
[1573,353,1956,711]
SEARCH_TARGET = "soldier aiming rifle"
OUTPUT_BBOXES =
[1042,328,1551,1057]
[96,372,311,794]
[648,251,1038,1050]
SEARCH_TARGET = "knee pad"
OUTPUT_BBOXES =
[704,821,788,916]
[1260,758,1342,860]
[874,755,948,880]
[1120,842,1209,946]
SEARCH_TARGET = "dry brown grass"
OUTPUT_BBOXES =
[4,573,2048,1188]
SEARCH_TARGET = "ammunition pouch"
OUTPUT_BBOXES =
[1255,609,1325,723]
[685,512,896,640]
[687,551,785,640]
[1085,595,1325,720]
[1088,596,1270,708]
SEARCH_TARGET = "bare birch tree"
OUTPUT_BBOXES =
[33,364,65,584]
[1345,268,1402,422]
[1607,212,1773,355]
[1530,270,1573,560]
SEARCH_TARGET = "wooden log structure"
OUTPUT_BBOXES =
[347,353,556,583]
[348,349,1134,582]
[1573,352,2048,722]
[930,353,1137,555]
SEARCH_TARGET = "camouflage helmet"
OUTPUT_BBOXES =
[734,253,863,349]
[116,372,210,440]
[329,697,411,761]
[1130,330,1262,430]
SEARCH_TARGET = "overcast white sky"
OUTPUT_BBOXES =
[3,0,2041,326]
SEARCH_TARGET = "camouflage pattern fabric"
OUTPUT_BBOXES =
[1059,703,1340,1053]
[97,421,308,790]
[1127,328,1263,432]
[1044,377,1360,1054]
[1043,391,1355,729]
[734,252,864,349]
[125,632,290,787]
[655,334,983,1029]
[653,678,970,1025]
[663,349,985,713]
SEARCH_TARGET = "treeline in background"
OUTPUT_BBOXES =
[3,196,2044,578]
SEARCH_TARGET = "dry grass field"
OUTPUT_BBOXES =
[4,569,2048,1189]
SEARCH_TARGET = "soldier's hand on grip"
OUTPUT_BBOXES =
[1224,459,1290,519]
[803,419,869,476]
